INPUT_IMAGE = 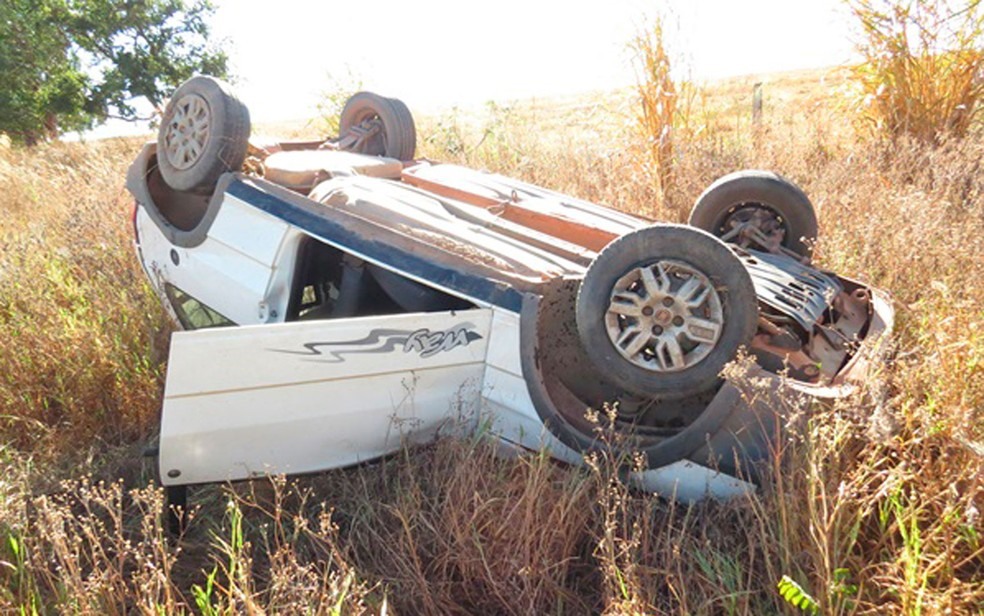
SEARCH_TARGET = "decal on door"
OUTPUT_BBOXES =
[271,323,483,363]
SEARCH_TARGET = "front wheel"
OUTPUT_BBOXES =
[156,75,251,194]
[576,224,758,399]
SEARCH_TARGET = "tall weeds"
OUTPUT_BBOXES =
[849,0,984,143]
[0,60,981,614]
[633,16,678,204]
[0,140,170,458]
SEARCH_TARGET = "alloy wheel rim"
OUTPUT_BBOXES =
[604,259,725,372]
[163,93,211,171]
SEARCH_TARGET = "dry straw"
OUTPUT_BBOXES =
[0,14,981,610]
[849,0,984,143]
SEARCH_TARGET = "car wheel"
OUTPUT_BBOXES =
[338,92,416,160]
[575,224,758,398]
[689,170,818,258]
[156,75,251,194]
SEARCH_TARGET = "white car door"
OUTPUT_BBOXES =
[158,309,492,486]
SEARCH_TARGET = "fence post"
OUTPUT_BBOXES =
[752,82,763,125]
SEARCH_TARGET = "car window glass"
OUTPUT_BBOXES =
[300,285,318,308]
[164,284,235,330]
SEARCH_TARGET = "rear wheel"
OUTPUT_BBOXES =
[157,76,251,194]
[689,170,818,258]
[338,92,416,160]
[576,224,758,398]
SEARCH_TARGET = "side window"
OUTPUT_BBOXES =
[287,239,345,321]
[164,284,236,330]
[286,237,473,321]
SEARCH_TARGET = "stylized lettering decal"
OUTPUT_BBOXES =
[403,324,481,358]
[271,323,481,363]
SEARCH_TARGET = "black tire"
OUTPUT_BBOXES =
[576,224,758,398]
[157,76,251,194]
[339,92,416,160]
[385,96,417,158]
[689,170,818,257]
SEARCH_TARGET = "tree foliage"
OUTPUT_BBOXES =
[0,0,228,144]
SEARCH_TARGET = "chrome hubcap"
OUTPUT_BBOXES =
[604,260,725,372]
[163,93,211,170]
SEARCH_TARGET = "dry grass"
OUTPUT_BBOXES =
[848,0,984,143]
[0,139,170,458]
[632,15,677,205]
[0,59,982,614]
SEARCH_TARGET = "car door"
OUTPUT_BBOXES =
[158,309,492,486]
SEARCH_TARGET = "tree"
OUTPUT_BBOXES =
[0,0,228,144]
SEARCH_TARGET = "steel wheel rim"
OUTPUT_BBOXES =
[716,203,788,249]
[604,259,725,373]
[163,93,211,170]
[345,111,387,155]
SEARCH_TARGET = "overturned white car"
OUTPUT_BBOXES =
[128,77,893,505]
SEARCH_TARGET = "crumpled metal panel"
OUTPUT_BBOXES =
[735,248,842,331]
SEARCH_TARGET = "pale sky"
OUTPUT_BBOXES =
[211,0,858,120]
[82,0,858,137]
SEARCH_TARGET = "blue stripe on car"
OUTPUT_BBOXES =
[228,180,525,312]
